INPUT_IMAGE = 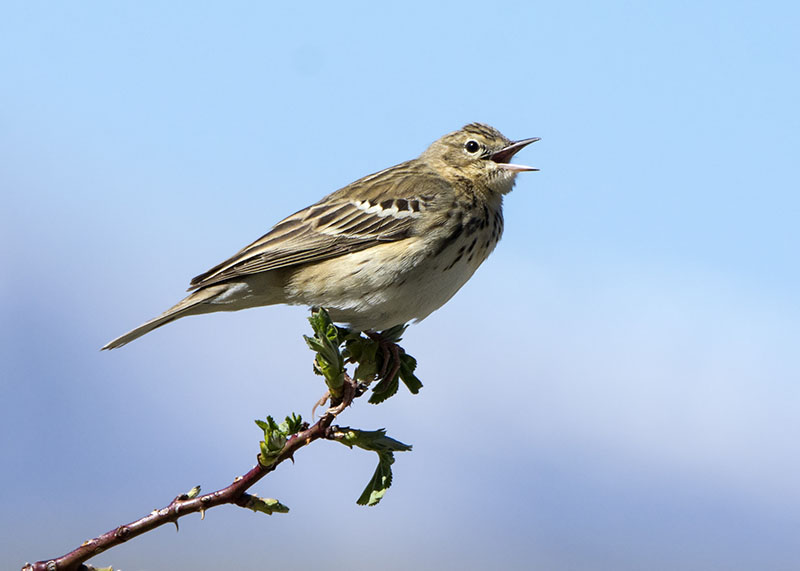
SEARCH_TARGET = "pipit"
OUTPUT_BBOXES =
[102,123,539,350]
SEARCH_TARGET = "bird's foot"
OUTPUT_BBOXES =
[366,330,404,384]
[311,373,360,419]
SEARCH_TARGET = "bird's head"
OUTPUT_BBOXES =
[422,123,540,195]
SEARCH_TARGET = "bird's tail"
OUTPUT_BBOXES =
[101,284,229,350]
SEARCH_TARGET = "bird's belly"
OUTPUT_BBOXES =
[284,231,497,331]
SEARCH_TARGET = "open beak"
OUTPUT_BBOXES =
[490,137,540,172]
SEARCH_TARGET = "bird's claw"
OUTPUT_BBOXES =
[367,331,404,384]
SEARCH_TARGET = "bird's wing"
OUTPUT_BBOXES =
[188,164,446,290]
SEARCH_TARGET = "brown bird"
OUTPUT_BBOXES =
[102,123,539,350]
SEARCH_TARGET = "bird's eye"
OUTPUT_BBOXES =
[464,140,480,154]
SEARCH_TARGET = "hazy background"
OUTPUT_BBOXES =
[2,2,799,569]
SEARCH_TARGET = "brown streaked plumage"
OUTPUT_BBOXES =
[102,123,539,350]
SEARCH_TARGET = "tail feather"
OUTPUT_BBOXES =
[101,285,228,350]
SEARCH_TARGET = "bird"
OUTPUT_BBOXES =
[102,123,539,351]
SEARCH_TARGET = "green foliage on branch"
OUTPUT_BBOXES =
[257,308,419,506]
[243,495,290,515]
[303,310,346,397]
[332,427,413,506]
[256,414,304,467]
[304,308,423,403]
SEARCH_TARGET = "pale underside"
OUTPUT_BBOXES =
[208,227,499,332]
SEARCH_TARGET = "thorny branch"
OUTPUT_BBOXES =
[23,309,419,571]
[22,375,360,571]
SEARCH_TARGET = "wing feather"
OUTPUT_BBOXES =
[188,163,448,290]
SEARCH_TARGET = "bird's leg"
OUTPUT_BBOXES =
[367,331,391,380]
[312,372,359,419]
[366,331,403,383]
[386,342,402,384]
[327,373,356,416]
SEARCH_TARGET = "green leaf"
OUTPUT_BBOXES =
[368,373,399,404]
[354,359,378,381]
[344,337,380,381]
[244,495,290,515]
[280,413,304,435]
[304,308,346,394]
[306,307,333,335]
[379,323,408,344]
[356,451,396,506]
[330,428,411,506]
[259,440,271,465]
[398,353,423,394]
[335,428,412,452]
[255,414,302,467]
[342,336,363,360]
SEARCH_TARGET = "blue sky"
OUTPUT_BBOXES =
[2,1,799,569]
